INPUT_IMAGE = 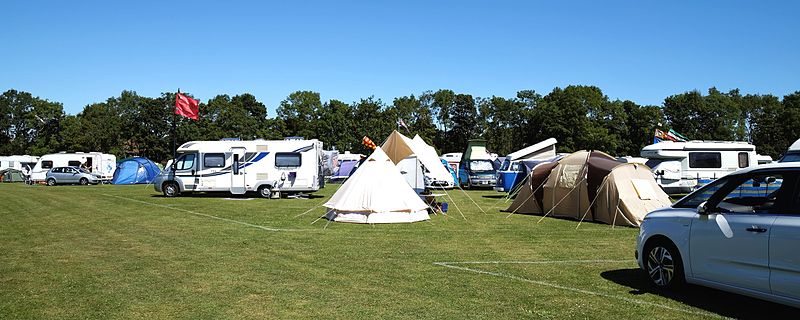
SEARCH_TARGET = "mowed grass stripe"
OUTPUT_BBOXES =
[1,183,779,319]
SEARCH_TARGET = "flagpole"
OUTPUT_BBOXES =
[172,88,179,161]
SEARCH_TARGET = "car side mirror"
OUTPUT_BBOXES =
[697,201,709,215]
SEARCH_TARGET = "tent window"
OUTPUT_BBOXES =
[738,152,749,168]
[559,164,583,188]
[276,153,301,168]
[68,160,81,167]
[204,153,225,168]
[41,161,53,169]
[689,152,721,168]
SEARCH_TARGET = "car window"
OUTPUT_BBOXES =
[673,177,730,208]
[716,173,787,214]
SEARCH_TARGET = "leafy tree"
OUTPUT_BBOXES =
[277,91,322,140]
[446,93,477,153]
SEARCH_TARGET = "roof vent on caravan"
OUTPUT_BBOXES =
[220,137,241,141]
[285,136,304,141]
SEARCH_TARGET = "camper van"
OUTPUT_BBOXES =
[30,152,116,183]
[640,140,758,194]
[458,140,497,188]
[153,139,325,198]
[494,138,557,192]
[0,155,39,176]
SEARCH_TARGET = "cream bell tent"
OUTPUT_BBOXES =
[324,147,430,224]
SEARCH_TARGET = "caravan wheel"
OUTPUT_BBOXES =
[258,186,272,198]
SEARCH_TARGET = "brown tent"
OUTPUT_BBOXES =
[542,151,615,220]
[505,161,559,214]
[590,163,672,227]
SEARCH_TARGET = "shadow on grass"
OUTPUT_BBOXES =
[150,192,326,199]
[481,194,507,199]
[601,268,798,319]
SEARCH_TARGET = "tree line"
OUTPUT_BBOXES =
[1,86,798,164]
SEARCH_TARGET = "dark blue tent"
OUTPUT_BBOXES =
[112,157,161,184]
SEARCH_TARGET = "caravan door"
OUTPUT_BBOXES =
[230,147,246,194]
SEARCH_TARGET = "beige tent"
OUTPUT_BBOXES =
[542,151,615,220]
[324,147,430,224]
[590,163,672,227]
[382,130,454,187]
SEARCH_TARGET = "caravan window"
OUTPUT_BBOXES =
[204,153,225,168]
[175,154,196,170]
[689,152,721,168]
[275,153,302,168]
[738,152,749,168]
[41,161,53,169]
[68,160,82,167]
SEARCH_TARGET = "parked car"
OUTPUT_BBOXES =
[636,162,800,308]
[45,167,101,186]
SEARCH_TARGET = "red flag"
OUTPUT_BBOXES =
[175,93,199,120]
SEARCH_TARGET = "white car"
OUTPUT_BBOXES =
[636,162,800,308]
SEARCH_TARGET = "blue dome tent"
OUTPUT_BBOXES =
[112,157,161,184]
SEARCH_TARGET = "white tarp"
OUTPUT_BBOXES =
[324,147,430,224]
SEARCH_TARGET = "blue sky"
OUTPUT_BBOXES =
[2,1,798,115]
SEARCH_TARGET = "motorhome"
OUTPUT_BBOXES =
[494,138,557,192]
[30,152,116,183]
[0,155,39,175]
[640,140,758,194]
[779,138,800,162]
[153,139,325,198]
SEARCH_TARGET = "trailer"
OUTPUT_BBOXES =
[153,139,325,198]
[30,152,116,183]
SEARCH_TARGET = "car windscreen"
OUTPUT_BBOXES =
[780,151,800,163]
[645,159,664,168]
[469,160,494,172]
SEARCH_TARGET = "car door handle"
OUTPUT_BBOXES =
[745,226,768,233]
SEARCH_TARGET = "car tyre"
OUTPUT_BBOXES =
[46,178,56,186]
[79,178,89,185]
[644,239,684,289]
[163,182,179,197]
[258,186,272,199]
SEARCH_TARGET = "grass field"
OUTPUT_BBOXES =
[0,183,794,319]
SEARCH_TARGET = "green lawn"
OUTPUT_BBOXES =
[0,183,792,319]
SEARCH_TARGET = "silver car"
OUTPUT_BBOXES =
[45,167,101,186]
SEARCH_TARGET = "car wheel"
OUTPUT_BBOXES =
[79,178,89,185]
[163,182,179,197]
[644,239,684,289]
[46,178,56,186]
[258,186,272,198]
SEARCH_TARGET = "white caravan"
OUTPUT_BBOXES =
[0,155,40,175]
[153,139,324,198]
[30,152,117,183]
[640,140,757,194]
